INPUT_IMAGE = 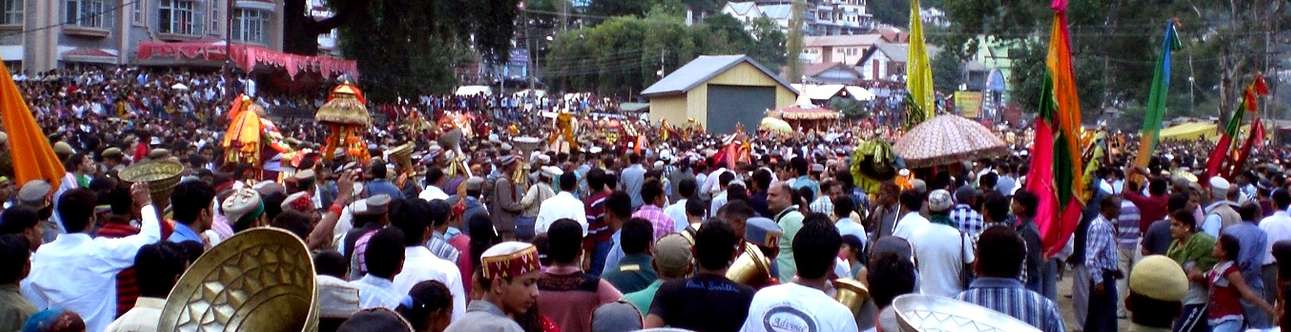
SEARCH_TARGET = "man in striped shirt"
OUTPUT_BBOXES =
[957,226,1064,332]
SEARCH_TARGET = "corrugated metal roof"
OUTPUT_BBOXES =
[641,55,798,97]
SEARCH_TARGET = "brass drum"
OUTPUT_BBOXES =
[159,228,319,331]
[118,159,184,205]
[726,243,774,288]
[891,294,1039,332]
[513,136,543,155]
[832,278,870,317]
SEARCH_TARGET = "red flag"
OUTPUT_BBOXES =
[1229,119,1264,178]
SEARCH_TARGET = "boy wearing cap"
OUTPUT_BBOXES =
[622,233,692,316]
[444,242,542,332]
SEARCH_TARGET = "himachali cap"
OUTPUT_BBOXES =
[18,180,51,205]
[222,188,263,224]
[253,180,284,196]
[293,169,316,182]
[928,189,953,212]
[465,177,485,192]
[281,191,313,212]
[481,241,541,279]
[744,217,782,247]
[351,194,392,217]
[498,155,517,167]
[541,166,563,178]
[1209,176,1231,193]
[1129,255,1188,302]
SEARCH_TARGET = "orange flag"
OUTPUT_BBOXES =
[0,61,64,188]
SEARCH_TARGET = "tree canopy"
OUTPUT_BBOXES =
[543,13,787,97]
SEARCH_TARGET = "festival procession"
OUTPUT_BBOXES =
[0,0,1289,331]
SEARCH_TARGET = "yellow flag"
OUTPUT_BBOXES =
[906,0,934,120]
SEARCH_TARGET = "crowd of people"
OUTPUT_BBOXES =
[4,66,1291,332]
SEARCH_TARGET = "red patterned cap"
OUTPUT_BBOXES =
[480,241,541,280]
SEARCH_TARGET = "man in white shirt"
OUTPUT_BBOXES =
[1259,190,1291,308]
[891,190,930,241]
[909,190,975,298]
[535,173,588,235]
[741,216,858,332]
[663,178,696,233]
[23,185,161,332]
[351,228,406,310]
[389,199,468,321]
[419,168,450,202]
[709,172,736,219]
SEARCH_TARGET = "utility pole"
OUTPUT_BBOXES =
[225,0,235,100]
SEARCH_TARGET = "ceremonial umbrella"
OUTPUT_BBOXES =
[893,114,1007,168]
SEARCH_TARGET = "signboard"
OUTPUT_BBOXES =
[954,91,983,118]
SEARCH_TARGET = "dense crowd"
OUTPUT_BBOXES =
[5,67,1291,332]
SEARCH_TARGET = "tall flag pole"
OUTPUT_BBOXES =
[0,62,65,189]
[1135,20,1181,168]
[1025,0,1087,257]
[905,0,933,122]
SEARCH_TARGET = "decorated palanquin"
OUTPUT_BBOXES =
[547,111,578,153]
[316,83,372,163]
[222,95,294,172]
[711,123,752,170]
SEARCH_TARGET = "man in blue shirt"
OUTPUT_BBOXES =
[167,180,216,245]
[1223,202,1271,328]
[364,160,405,200]
[788,157,818,198]
[957,226,1065,332]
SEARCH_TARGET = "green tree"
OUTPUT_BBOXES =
[696,14,755,55]
[868,0,909,27]
[333,0,521,99]
[830,97,867,119]
[747,16,787,70]
[542,12,698,96]
[930,51,962,93]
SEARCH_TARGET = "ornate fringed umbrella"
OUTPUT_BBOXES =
[893,114,1007,168]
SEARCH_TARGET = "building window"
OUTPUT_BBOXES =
[209,0,220,35]
[1,0,21,25]
[132,0,145,25]
[65,0,105,28]
[233,9,268,45]
[159,0,196,35]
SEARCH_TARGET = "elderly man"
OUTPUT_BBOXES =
[768,181,805,282]
[1201,177,1240,238]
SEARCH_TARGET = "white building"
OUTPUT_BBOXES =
[802,34,881,64]
[720,0,873,36]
